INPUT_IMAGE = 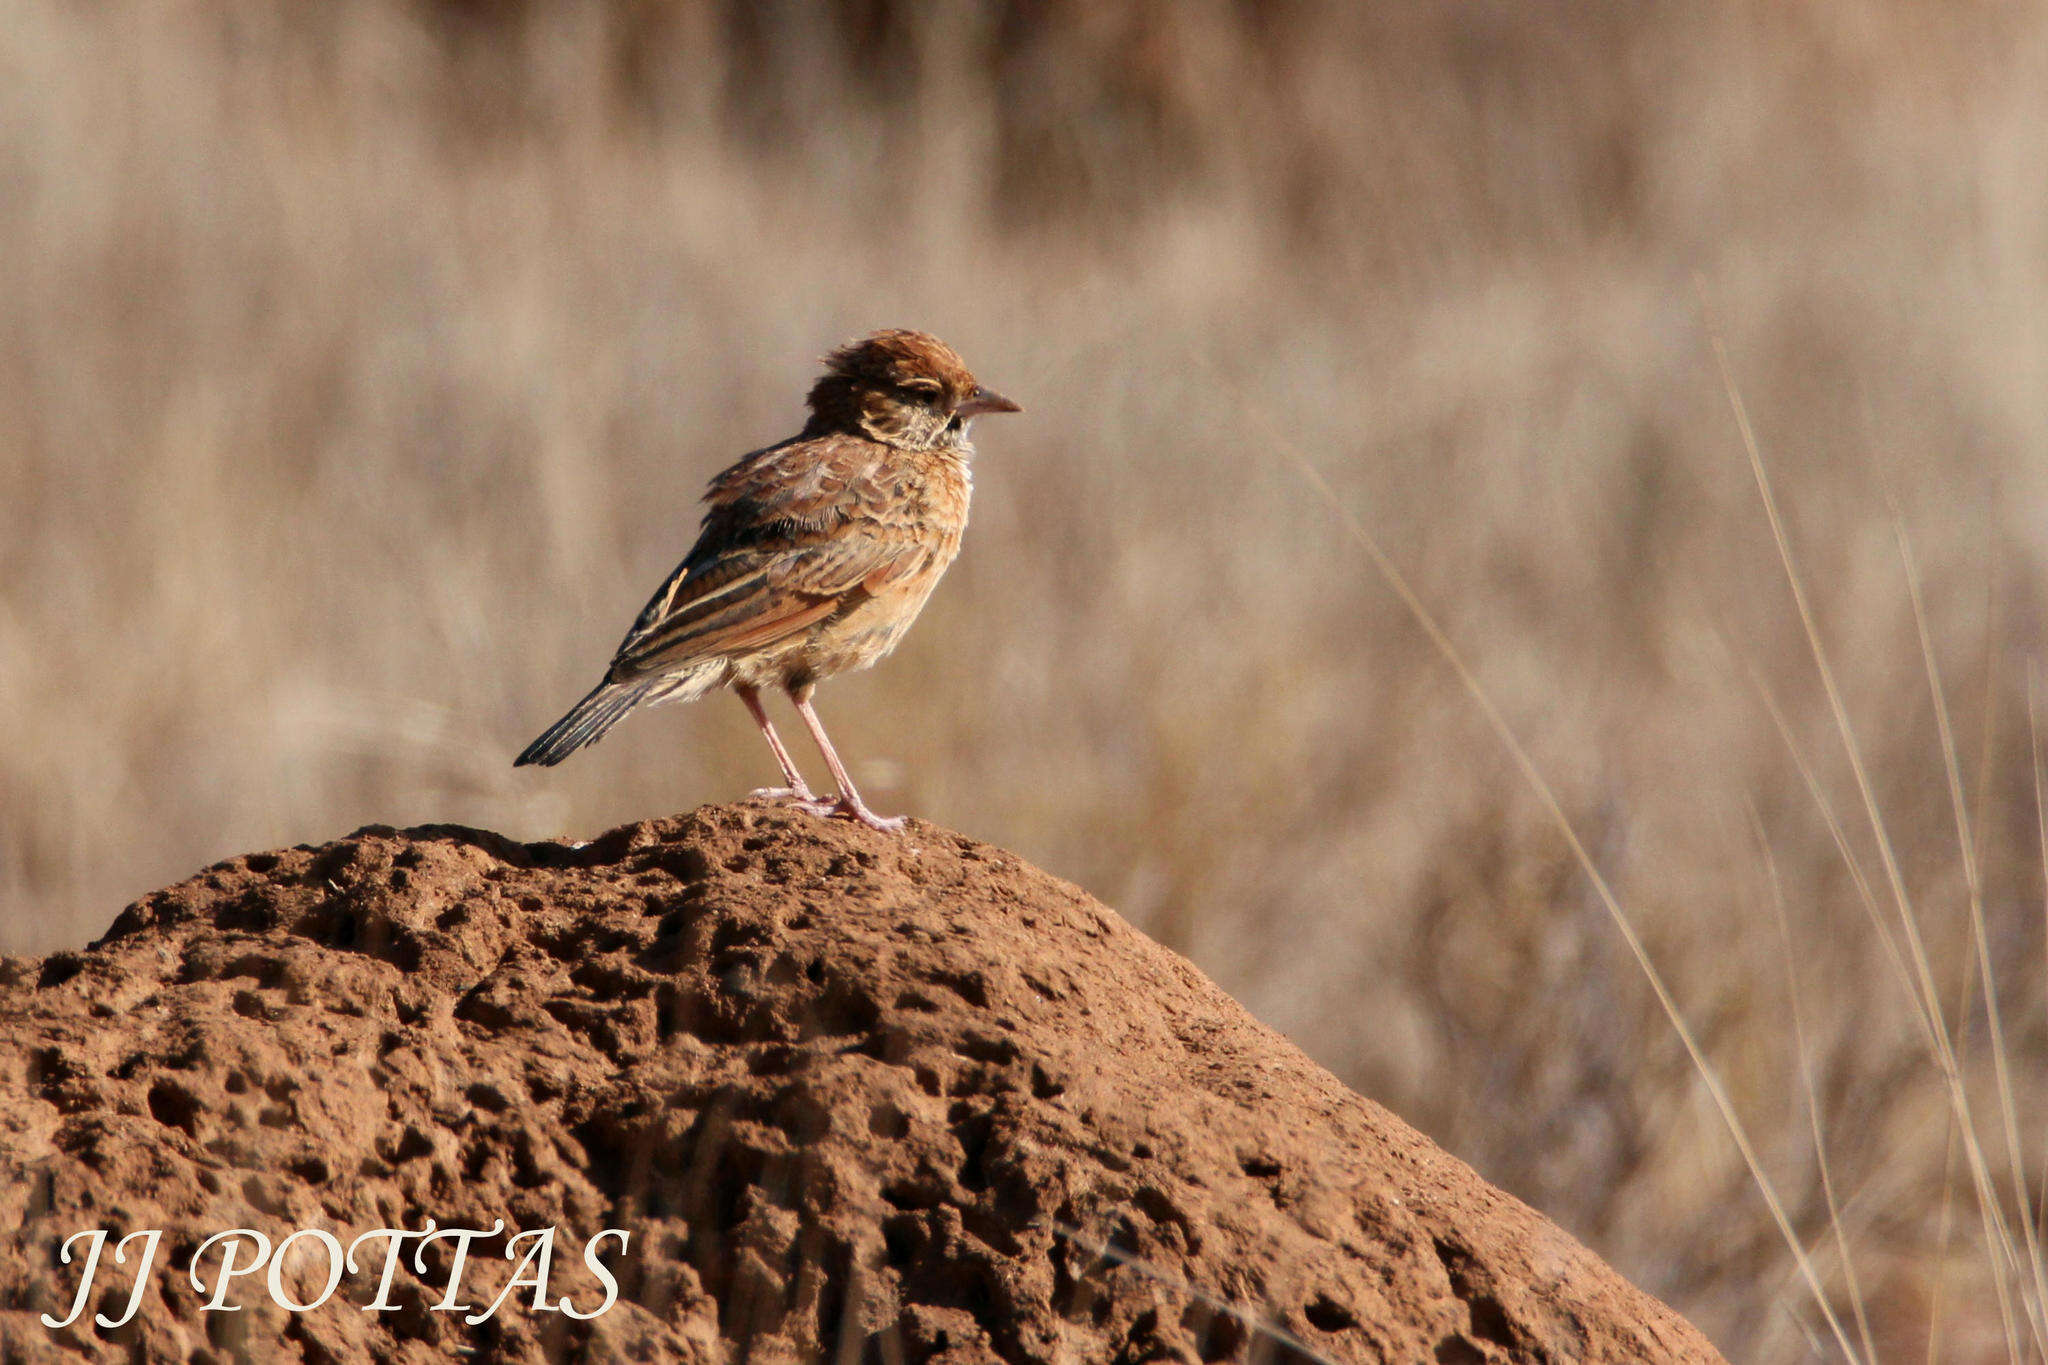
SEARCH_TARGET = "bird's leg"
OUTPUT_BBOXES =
[736,684,816,803]
[787,687,905,832]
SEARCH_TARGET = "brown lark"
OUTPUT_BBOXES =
[515,329,1019,832]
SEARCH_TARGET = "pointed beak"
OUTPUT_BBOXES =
[956,386,1022,418]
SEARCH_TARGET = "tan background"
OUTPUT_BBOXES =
[4,3,2046,1357]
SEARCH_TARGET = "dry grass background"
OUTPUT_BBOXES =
[4,2,2048,1357]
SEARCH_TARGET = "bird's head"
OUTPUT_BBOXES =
[805,329,1021,451]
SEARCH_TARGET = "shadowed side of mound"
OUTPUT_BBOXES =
[0,803,1724,1364]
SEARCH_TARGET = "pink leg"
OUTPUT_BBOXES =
[788,688,905,833]
[736,685,815,803]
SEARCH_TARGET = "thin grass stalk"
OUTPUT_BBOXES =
[1704,319,2031,1361]
[1748,803,1877,1359]
[2030,672,2048,1305]
[1745,669,1924,1041]
[1937,929,1993,1365]
[1256,409,1860,1361]
[1893,513,2048,1342]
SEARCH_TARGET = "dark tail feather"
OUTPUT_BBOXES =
[515,678,656,767]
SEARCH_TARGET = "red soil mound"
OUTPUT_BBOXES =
[0,804,1721,1363]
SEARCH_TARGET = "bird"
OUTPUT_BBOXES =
[514,328,1020,832]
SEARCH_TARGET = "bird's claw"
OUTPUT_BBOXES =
[790,794,906,833]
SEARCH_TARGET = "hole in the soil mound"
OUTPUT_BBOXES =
[724,855,750,873]
[881,1215,921,1268]
[1469,1295,1515,1347]
[466,1083,510,1114]
[931,970,989,1009]
[1304,1295,1357,1332]
[311,844,358,882]
[1435,1337,1485,1365]
[1184,1304,1247,1361]
[381,1127,434,1164]
[712,916,772,951]
[896,990,940,1013]
[953,1033,1019,1066]
[1131,1187,1192,1247]
[1240,1155,1282,1179]
[245,853,280,874]
[218,898,281,933]
[37,955,84,989]
[748,1046,800,1078]
[957,1115,997,1192]
[774,1091,834,1144]
[869,1103,911,1140]
[881,1181,935,1212]
[147,1082,200,1136]
[289,1156,330,1184]
[647,844,712,880]
[798,984,880,1042]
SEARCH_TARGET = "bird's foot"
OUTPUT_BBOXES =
[748,785,818,804]
[791,794,907,833]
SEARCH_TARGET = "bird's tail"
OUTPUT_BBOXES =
[514,678,658,767]
[514,665,725,767]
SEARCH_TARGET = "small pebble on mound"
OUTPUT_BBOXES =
[0,803,1724,1364]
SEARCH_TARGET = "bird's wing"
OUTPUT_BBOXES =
[603,436,926,679]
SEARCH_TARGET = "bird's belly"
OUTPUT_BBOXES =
[805,577,938,677]
[721,577,939,692]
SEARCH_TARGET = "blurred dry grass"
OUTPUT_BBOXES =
[4,1,2048,1356]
